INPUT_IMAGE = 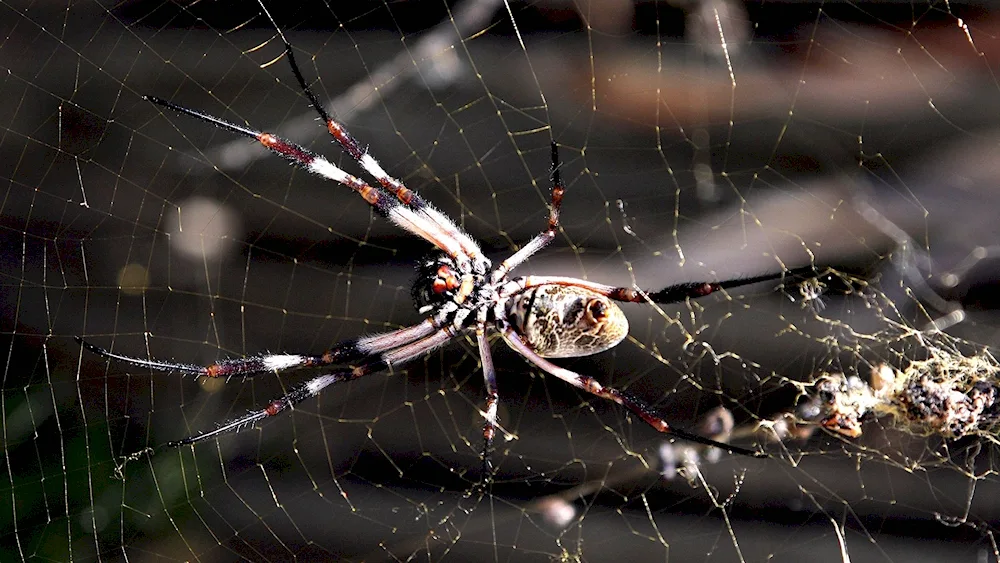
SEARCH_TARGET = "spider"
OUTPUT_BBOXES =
[78,13,815,468]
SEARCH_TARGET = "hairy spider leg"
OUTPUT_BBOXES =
[168,326,458,446]
[144,95,471,265]
[476,142,566,476]
[256,0,488,275]
[476,323,499,475]
[502,265,820,305]
[168,364,381,446]
[499,322,765,457]
[75,317,441,379]
[490,141,566,284]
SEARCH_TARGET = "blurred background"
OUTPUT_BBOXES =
[4,0,1000,560]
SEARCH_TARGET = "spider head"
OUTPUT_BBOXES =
[412,253,479,313]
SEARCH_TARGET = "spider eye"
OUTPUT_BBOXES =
[432,278,448,294]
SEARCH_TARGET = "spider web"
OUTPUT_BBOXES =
[4,0,1000,561]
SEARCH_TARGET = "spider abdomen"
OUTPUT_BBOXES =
[504,284,629,358]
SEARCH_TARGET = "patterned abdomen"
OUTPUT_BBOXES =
[504,284,629,358]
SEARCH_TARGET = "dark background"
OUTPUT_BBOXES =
[4,1,1000,561]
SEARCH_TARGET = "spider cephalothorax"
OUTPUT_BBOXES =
[412,252,489,313]
[77,1,822,469]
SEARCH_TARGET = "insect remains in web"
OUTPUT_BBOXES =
[75,2,823,473]
[797,276,827,312]
[750,343,1000,445]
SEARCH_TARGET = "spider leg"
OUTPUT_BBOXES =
[144,96,473,265]
[476,324,499,476]
[254,0,489,274]
[169,325,459,446]
[504,265,819,305]
[490,141,565,283]
[75,317,441,378]
[167,364,378,446]
[499,322,766,457]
